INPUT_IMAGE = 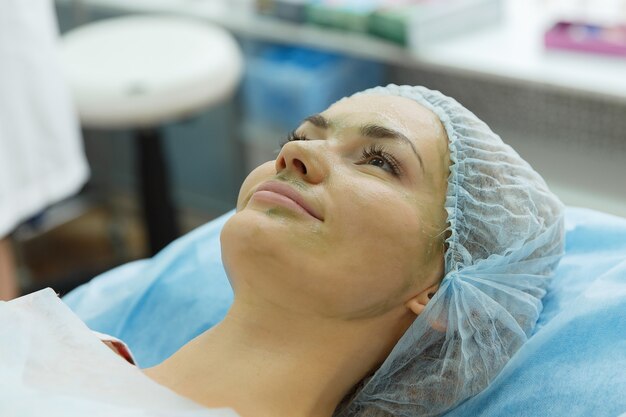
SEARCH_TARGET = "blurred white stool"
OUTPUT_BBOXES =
[60,15,243,255]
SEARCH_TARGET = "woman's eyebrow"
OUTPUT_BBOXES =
[303,113,425,172]
[303,114,329,129]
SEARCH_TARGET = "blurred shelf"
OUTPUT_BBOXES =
[57,0,411,63]
[417,0,626,103]
[57,0,626,102]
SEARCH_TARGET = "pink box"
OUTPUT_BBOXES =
[544,21,626,58]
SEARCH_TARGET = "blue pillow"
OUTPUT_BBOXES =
[63,210,235,368]
[63,207,626,416]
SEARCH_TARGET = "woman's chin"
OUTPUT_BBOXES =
[221,206,325,268]
[221,208,291,249]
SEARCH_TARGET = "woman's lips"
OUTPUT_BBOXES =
[251,181,323,221]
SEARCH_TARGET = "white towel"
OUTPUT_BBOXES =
[0,288,239,417]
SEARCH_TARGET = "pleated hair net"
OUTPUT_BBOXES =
[334,85,565,417]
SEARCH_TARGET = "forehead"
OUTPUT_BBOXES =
[322,94,444,142]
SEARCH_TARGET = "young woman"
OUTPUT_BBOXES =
[0,85,564,417]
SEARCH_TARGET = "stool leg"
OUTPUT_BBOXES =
[135,128,180,256]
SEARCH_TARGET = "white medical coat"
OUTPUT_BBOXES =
[0,0,89,237]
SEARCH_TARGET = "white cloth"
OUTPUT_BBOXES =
[0,288,239,417]
[0,0,89,237]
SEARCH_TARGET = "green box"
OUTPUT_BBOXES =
[304,2,374,32]
[368,7,411,46]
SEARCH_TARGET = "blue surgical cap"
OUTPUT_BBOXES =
[334,85,565,417]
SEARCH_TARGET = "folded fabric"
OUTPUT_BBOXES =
[63,207,626,416]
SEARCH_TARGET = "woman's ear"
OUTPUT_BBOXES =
[405,282,440,316]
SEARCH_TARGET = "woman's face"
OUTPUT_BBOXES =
[221,94,450,320]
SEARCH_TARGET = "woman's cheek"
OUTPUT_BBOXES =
[236,161,275,211]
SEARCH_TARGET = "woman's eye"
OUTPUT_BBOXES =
[276,133,402,177]
[361,145,402,177]
[369,157,387,168]
[278,131,308,148]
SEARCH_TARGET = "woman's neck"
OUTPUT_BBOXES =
[143,298,415,417]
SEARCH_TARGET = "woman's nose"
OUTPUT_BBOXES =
[275,142,325,184]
